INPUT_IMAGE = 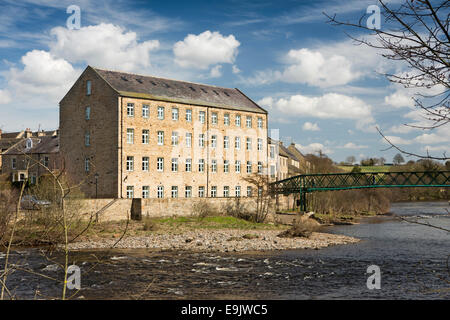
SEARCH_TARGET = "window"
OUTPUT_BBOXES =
[198,159,205,172]
[224,160,229,173]
[127,103,134,117]
[157,131,164,145]
[224,136,229,149]
[198,186,205,197]
[157,157,164,171]
[246,137,252,150]
[185,158,192,172]
[258,161,263,174]
[211,112,218,125]
[86,80,91,95]
[246,161,252,173]
[185,186,192,198]
[142,105,149,118]
[247,186,252,197]
[257,117,263,128]
[171,186,178,198]
[12,158,17,169]
[211,159,217,173]
[211,135,217,148]
[186,133,192,148]
[172,132,179,146]
[186,109,192,122]
[258,186,263,197]
[26,138,33,149]
[246,116,252,128]
[126,186,134,199]
[199,111,205,124]
[127,129,134,144]
[235,136,241,150]
[270,145,275,159]
[257,138,263,151]
[142,186,149,199]
[126,156,134,171]
[142,157,149,171]
[211,186,217,198]
[44,156,49,167]
[223,186,229,197]
[142,130,149,144]
[172,107,179,120]
[30,175,37,185]
[235,114,241,127]
[85,132,90,146]
[235,160,241,173]
[157,186,164,198]
[85,106,91,120]
[224,113,230,125]
[84,158,89,172]
[157,106,164,120]
[235,186,241,197]
[172,158,178,172]
[199,134,205,148]
[270,165,276,179]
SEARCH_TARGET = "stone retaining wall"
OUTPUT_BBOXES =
[68,195,297,222]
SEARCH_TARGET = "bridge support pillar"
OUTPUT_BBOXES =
[299,189,307,213]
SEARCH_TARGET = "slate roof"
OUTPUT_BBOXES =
[268,137,298,160]
[92,67,267,114]
[3,136,59,155]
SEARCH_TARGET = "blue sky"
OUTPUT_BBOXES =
[0,0,448,163]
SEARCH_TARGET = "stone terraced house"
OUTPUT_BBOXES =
[60,66,268,199]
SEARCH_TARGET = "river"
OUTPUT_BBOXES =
[1,201,449,299]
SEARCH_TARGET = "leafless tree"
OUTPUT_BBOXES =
[324,0,449,160]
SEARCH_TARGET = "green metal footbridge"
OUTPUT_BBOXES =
[270,171,450,212]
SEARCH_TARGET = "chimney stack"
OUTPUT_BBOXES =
[25,128,32,138]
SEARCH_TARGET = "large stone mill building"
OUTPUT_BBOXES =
[60,66,268,199]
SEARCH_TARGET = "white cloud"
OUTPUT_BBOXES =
[302,122,320,131]
[6,50,79,104]
[280,48,358,87]
[0,89,11,104]
[381,135,413,145]
[295,143,332,155]
[49,23,160,72]
[209,65,222,78]
[173,31,240,70]
[340,142,368,149]
[260,92,376,131]
[384,90,415,108]
[232,65,241,74]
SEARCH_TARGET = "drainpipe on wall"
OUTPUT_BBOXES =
[120,96,123,199]
[206,106,209,197]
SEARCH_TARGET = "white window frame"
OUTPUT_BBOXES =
[211,112,218,125]
[157,186,164,198]
[235,160,241,173]
[172,158,178,172]
[85,106,91,120]
[142,186,149,199]
[186,133,192,148]
[127,103,134,117]
[235,186,241,197]
[157,157,164,172]
[246,116,252,128]
[185,186,192,198]
[172,131,179,146]
[86,80,91,95]
[171,186,178,198]
[211,159,217,173]
[126,186,134,199]
[126,156,134,171]
[235,114,241,127]
[224,113,230,125]
[142,104,149,118]
[157,106,165,120]
[199,111,205,124]
[172,107,179,121]
[127,128,134,144]
[198,186,205,198]
[157,131,164,145]
[142,157,149,171]
[185,158,192,172]
[211,186,217,198]
[142,130,149,144]
[186,109,192,122]
[199,159,205,172]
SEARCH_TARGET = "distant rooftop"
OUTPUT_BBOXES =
[92,67,267,114]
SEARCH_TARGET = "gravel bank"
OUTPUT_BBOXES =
[67,230,359,252]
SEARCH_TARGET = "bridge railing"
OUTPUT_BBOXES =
[270,171,450,194]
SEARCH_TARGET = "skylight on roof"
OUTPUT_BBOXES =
[150,81,157,86]
[223,91,230,96]
[201,88,207,93]
[136,78,143,84]
[121,76,128,81]
[189,86,196,92]
[213,90,219,95]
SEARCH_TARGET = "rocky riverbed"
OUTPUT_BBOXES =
[67,230,359,252]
